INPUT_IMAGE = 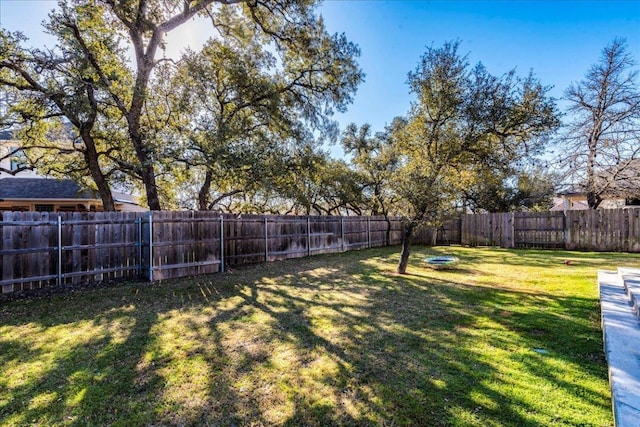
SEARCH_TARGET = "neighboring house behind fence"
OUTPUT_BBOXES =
[0,132,145,212]
[0,178,145,212]
[552,186,640,211]
[553,162,640,211]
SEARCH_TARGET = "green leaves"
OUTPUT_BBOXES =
[387,41,559,272]
[167,4,362,212]
[395,41,559,222]
[1,0,363,212]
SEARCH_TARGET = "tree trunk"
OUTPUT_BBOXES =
[81,130,116,211]
[397,223,414,274]
[585,150,602,209]
[585,128,601,209]
[586,191,602,209]
[198,170,213,210]
[127,110,161,210]
[75,81,115,211]
[128,41,162,210]
[384,215,392,246]
[140,164,161,210]
[121,2,220,208]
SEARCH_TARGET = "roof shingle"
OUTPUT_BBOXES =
[0,178,98,200]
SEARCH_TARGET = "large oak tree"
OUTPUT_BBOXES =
[172,13,361,211]
[0,8,130,211]
[1,0,362,210]
[391,41,559,273]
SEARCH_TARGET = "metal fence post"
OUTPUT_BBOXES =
[511,212,516,249]
[562,211,568,249]
[341,217,345,252]
[367,217,371,248]
[220,215,225,273]
[148,211,154,282]
[307,217,311,257]
[57,215,62,287]
[136,217,142,277]
[264,217,268,263]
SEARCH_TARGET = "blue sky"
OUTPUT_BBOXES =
[319,1,640,135]
[1,0,639,153]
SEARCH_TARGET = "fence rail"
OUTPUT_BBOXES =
[1,212,404,293]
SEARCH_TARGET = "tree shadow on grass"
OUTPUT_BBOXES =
[194,257,608,425]
[0,247,614,426]
[0,281,240,425]
[367,265,611,424]
[0,293,172,425]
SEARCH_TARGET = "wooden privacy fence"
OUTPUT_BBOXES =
[4,208,640,294]
[0,211,404,293]
[454,208,640,251]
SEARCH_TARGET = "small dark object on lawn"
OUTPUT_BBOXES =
[564,260,573,265]
[424,256,459,269]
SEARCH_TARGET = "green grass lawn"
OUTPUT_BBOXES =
[1,246,638,426]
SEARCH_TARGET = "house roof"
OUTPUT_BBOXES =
[556,184,586,197]
[0,178,99,200]
[112,190,138,205]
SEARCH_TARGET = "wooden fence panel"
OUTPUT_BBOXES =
[566,210,590,251]
[462,214,493,246]
[343,217,368,250]
[13,212,29,290]
[58,212,140,284]
[462,212,564,248]
[152,211,167,279]
[460,214,510,247]
[227,214,238,264]
[28,212,54,290]
[268,216,304,261]
[150,212,222,281]
[369,217,388,247]
[514,212,565,249]
[389,220,403,245]
[70,212,83,284]
[629,209,640,252]
[565,209,640,252]
[502,213,514,248]
[20,213,36,290]
[606,209,625,252]
[224,215,265,266]
[440,218,462,245]
[309,217,340,255]
[125,212,140,277]
[1,214,12,293]
[1,212,56,292]
[91,213,104,281]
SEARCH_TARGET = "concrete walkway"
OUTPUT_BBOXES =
[599,269,640,427]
